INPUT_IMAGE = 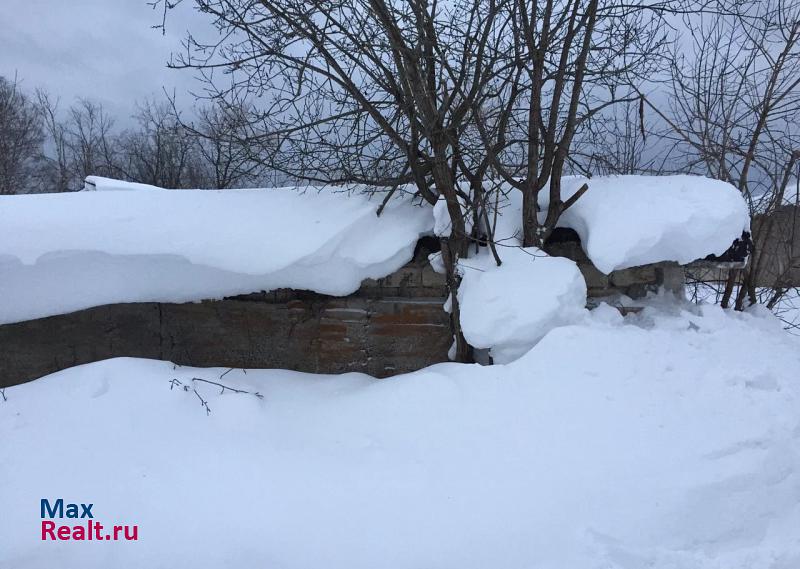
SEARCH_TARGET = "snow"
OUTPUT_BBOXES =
[688,282,800,334]
[431,174,749,276]
[552,175,750,273]
[2,302,799,569]
[458,247,587,363]
[0,185,431,324]
[82,176,164,192]
[432,194,473,238]
[0,174,749,326]
[437,173,749,364]
[780,179,800,206]
[431,189,588,363]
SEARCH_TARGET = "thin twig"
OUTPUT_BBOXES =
[191,377,263,397]
[376,185,400,217]
[168,376,264,416]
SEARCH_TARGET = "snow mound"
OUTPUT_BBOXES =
[553,175,750,273]
[458,247,587,363]
[0,185,431,324]
[1,303,798,569]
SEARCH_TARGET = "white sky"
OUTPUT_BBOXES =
[0,0,205,121]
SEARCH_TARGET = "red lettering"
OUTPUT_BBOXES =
[57,526,71,540]
[41,519,139,542]
[72,524,85,540]
[41,521,55,540]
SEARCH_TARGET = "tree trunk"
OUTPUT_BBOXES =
[720,269,738,309]
[431,152,473,363]
[522,187,541,247]
[439,235,473,363]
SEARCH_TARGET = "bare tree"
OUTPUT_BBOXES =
[152,0,684,358]
[572,99,655,176]
[0,76,44,194]
[649,0,800,311]
[469,0,677,246]
[155,0,522,360]
[118,99,199,188]
[36,91,72,193]
[189,101,266,188]
[37,93,120,192]
[67,99,119,183]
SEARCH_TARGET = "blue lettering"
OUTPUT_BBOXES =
[41,498,63,519]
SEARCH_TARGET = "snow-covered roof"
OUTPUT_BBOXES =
[0,184,431,324]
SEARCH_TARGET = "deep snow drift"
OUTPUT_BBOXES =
[0,185,431,324]
[1,301,798,569]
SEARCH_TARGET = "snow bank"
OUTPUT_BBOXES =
[0,186,431,324]
[458,247,587,363]
[1,303,798,569]
[553,175,750,273]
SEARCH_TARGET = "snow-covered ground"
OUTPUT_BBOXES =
[688,281,800,334]
[2,300,799,569]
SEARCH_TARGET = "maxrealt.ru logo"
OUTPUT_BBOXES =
[40,499,139,541]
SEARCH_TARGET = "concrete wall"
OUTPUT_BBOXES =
[544,233,685,299]
[0,288,452,389]
[0,236,684,388]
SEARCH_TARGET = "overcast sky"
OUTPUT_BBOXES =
[0,0,206,121]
